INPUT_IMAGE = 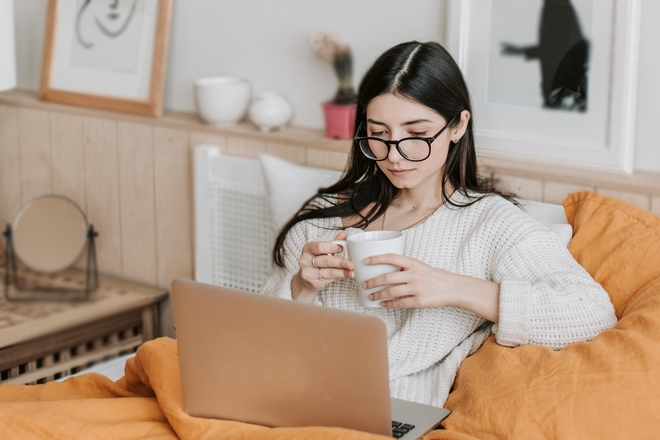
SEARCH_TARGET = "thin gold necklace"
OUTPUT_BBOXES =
[382,208,437,231]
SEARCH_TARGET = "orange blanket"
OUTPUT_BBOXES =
[1,191,658,440]
[442,191,660,439]
[0,337,393,440]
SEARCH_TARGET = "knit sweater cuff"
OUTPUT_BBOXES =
[495,278,531,347]
[263,270,323,306]
[264,270,296,300]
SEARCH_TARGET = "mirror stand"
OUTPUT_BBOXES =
[2,224,99,301]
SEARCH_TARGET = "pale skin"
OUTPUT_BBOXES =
[291,93,500,323]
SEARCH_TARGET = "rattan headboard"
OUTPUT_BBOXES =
[193,145,273,293]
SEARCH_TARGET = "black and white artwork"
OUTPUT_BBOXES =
[70,0,145,74]
[487,0,591,112]
[446,0,639,172]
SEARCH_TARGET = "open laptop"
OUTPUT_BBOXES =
[172,279,450,438]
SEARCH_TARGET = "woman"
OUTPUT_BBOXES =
[260,41,616,407]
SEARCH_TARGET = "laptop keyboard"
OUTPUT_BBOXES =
[392,421,415,438]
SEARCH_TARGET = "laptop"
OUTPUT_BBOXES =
[172,279,450,438]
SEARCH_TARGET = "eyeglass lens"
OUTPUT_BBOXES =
[359,138,430,161]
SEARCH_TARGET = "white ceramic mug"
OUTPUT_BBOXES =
[333,230,405,308]
[194,76,251,126]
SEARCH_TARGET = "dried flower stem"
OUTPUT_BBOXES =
[309,29,357,105]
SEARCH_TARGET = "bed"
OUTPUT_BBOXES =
[2,145,659,439]
[71,145,573,381]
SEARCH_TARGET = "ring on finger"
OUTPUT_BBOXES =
[311,255,318,269]
[318,268,324,281]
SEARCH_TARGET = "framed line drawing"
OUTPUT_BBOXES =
[40,0,173,117]
[445,0,641,173]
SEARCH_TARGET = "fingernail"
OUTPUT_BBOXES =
[369,294,374,300]
[364,257,370,264]
[362,282,367,289]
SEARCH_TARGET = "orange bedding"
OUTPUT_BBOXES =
[0,337,390,439]
[1,191,659,439]
[441,191,660,439]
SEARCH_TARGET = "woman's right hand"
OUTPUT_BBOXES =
[291,232,354,303]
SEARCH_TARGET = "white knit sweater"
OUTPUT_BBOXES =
[260,193,617,407]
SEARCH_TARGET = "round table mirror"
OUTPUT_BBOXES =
[12,195,89,274]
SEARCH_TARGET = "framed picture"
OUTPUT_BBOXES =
[445,0,641,173]
[40,0,173,117]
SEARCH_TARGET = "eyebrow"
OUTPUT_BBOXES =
[366,118,435,126]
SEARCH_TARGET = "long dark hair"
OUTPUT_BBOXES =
[273,41,515,267]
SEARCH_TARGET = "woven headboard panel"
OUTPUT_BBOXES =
[194,145,273,293]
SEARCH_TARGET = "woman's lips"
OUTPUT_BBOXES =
[388,169,413,176]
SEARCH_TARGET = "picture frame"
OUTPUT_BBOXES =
[445,0,641,173]
[40,0,173,117]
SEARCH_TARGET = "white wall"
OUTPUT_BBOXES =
[11,0,660,172]
[13,0,445,127]
[633,0,660,173]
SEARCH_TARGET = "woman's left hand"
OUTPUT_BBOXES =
[362,254,500,321]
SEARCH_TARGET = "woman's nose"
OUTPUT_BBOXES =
[387,141,404,162]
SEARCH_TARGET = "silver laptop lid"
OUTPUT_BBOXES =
[172,279,392,436]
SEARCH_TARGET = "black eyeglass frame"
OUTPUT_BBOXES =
[354,113,460,162]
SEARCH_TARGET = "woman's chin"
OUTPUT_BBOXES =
[387,177,419,189]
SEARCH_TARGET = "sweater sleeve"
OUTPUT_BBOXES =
[491,225,617,349]
[259,220,323,306]
[260,220,306,300]
[260,261,297,300]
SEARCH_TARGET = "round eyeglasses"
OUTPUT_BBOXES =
[354,114,459,162]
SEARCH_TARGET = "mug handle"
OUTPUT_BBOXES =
[331,239,348,260]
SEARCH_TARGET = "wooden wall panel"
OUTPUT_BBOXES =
[306,148,348,171]
[154,128,191,338]
[117,122,157,285]
[227,136,265,157]
[51,112,86,211]
[18,108,52,204]
[266,142,306,164]
[651,196,660,217]
[0,104,21,228]
[596,189,651,211]
[154,127,193,289]
[493,174,543,202]
[543,181,595,204]
[189,131,227,152]
[82,117,123,278]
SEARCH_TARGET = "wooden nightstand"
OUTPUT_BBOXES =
[0,266,168,385]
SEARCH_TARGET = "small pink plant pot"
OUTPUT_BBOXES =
[322,102,357,140]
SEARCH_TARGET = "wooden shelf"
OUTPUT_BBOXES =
[1,88,659,194]
[0,89,352,152]
[479,154,660,195]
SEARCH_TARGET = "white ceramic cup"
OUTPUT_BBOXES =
[333,230,405,308]
[194,76,251,126]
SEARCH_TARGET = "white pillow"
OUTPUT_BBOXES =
[259,153,342,230]
[258,154,573,246]
[521,200,573,246]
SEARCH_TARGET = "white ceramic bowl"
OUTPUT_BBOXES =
[194,76,251,125]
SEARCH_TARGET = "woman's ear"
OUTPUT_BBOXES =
[451,110,471,142]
